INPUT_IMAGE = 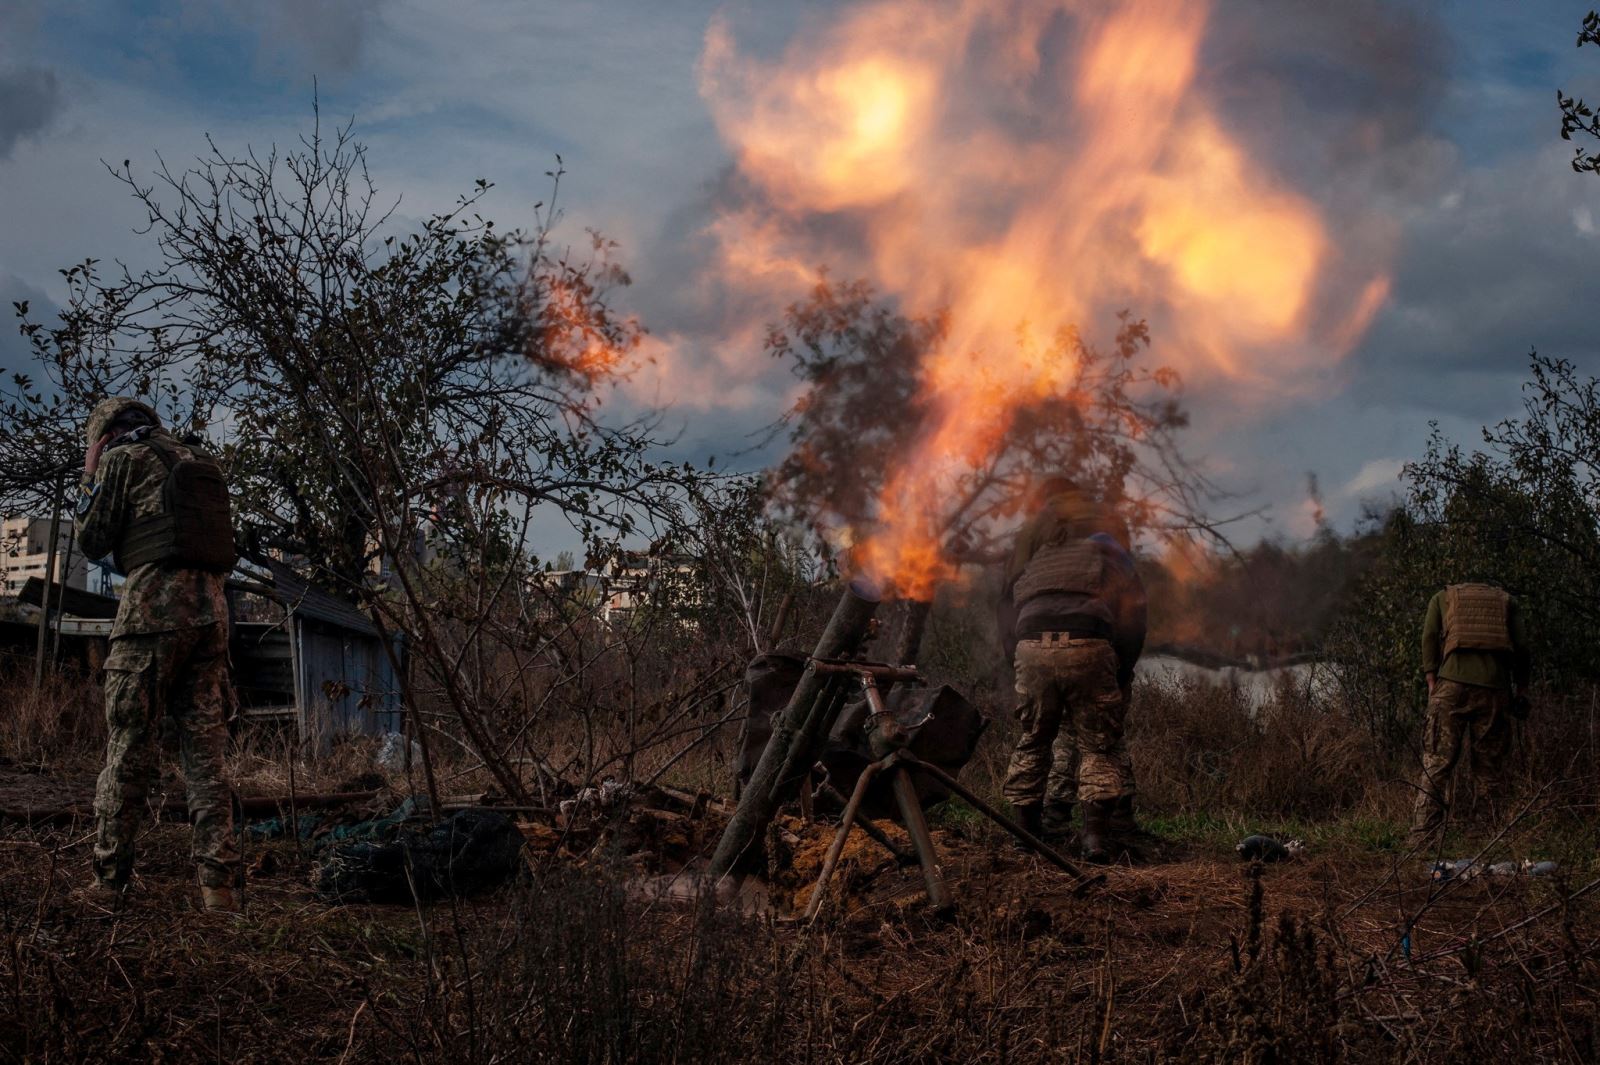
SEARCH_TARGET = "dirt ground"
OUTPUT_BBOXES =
[0,763,1595,1063]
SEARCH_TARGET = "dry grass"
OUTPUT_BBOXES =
[1128,677,1384,820]
[3,666,1600,1061]
[0,664,103,769]
[2,801,1599,1062]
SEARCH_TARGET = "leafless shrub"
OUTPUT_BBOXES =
[1129,676,1379,819]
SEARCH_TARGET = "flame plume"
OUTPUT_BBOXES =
[699,0,1393,598]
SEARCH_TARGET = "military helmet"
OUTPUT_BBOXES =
[84,397,160,449]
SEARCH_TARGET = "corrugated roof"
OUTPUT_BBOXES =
[266,560,381,636]
[17,578,120,619]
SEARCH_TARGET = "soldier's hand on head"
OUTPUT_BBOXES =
[85,433,111,477]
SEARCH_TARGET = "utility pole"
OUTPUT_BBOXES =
[33,468,67,691]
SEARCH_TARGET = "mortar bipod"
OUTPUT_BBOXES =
[803,667,1105,920]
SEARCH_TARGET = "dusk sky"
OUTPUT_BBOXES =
[3,1,1598,547]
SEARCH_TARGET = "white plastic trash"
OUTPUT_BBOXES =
[376,731,422,772]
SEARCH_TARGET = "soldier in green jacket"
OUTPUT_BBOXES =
[1409,582,1532,848]
[74,397,240,911]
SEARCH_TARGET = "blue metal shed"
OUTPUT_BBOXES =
[267,561,404,746]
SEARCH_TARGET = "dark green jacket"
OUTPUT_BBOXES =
[1421,590,1530,691]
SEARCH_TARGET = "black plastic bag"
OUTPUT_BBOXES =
[315,808,525,904]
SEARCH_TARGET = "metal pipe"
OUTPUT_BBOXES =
[809,661,920,682]
[50,519,76,669]
[804,760,884,920]
[770,675,845,801]
[899,753,1102,892]
[32,469,66,691]
[892,598,932,667]
[889,760,951,914]
[709,580,881,880]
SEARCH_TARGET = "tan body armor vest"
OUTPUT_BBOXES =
[1441,583,1512,658]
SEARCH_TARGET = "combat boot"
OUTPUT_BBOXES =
[1041,800,1075,840]
[1109,794,1139,835]
[200,885,239,913]
[1012,803,1043,844]
[1080,800,1116,863]
[72,878,126,911]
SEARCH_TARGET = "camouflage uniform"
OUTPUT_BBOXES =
[75,399,237,890]
[1000,492,1145,817]
[1005,635,1130,806]
[1410,680,1515,843]
[1409,585,1530,846]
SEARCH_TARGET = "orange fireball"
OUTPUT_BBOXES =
[699,0,1393,598]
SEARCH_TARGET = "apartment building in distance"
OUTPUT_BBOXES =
[1,515,90,599]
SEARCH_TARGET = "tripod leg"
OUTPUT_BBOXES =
[889,765,952,914]
[901,754,1103,893]
[804,761,883,920]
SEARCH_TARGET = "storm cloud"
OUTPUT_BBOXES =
[0,67,62,160]
[0,0,1597,542]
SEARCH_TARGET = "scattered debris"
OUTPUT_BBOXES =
[630,868,774,914]
[559,778,629,820]
[315,808,525,904]
[1236,835,1304,862]
[1432,858,1558,882]
[375,732,422,772]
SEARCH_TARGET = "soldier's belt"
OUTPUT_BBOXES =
[1032,632,1106,646]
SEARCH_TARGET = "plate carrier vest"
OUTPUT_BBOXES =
[114,437,238,574]
[1012,539,1107,606]
[1441,583,1513,658]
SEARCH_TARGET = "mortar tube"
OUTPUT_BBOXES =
[769,675,847,803]
[708,579,881,881]
[892,598,932,668]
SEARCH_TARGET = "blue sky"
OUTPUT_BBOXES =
[3,0,1598,545]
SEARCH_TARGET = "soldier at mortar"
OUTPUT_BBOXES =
[1000,478,1145,862]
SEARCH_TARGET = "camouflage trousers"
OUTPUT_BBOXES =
[1003,636,1132,808]
[1409,678,1514,845]
[93,624,238,889]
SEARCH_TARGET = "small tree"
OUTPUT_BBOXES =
[669,476,820,655]
[1,109,698,801]
[1558,11,1600,174]
[763,276,1227,569]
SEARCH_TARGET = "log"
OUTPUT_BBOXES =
[0,789,380,826]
